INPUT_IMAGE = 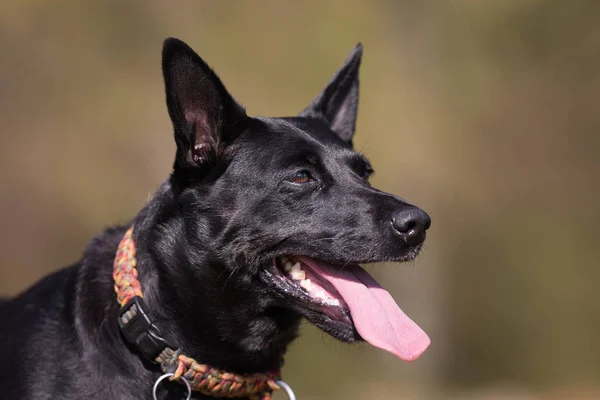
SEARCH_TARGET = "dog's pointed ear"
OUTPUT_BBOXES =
[162,38,246,169]
[300,43,362,144]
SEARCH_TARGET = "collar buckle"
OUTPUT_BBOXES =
[118,296,171,362]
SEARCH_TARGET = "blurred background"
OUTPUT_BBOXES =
[1,1,599,399]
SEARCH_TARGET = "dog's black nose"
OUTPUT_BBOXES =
[392,208,431,245]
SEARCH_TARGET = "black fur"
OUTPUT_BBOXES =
[0,39,431,399]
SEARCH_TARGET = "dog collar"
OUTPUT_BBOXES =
[113,226,283,399]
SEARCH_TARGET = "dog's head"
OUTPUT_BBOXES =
[155,38,430,361]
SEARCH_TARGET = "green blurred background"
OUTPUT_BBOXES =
[1,1,599,399]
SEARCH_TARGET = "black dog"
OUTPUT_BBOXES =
[0,39,431,399]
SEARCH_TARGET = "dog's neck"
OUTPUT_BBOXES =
[79,182,300,380]
[132,228,299,374]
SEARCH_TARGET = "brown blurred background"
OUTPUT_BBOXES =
[1,1,599,399]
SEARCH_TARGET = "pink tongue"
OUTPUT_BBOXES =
[299,257,430,361]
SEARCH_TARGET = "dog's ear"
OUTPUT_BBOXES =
[162,38,246,169]
[300,43,362,145]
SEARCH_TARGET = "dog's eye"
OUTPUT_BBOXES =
[290,170,311,184]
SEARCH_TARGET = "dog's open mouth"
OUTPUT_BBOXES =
[275,256,346,308]
[270,255,430,361]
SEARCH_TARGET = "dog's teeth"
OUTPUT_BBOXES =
[328,299,340,307]
[314,288,327,299]
[290,269,305,281]
[300,279,312,291]
[290,262,301,273]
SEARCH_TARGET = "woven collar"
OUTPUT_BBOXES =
[113,226,281,399]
